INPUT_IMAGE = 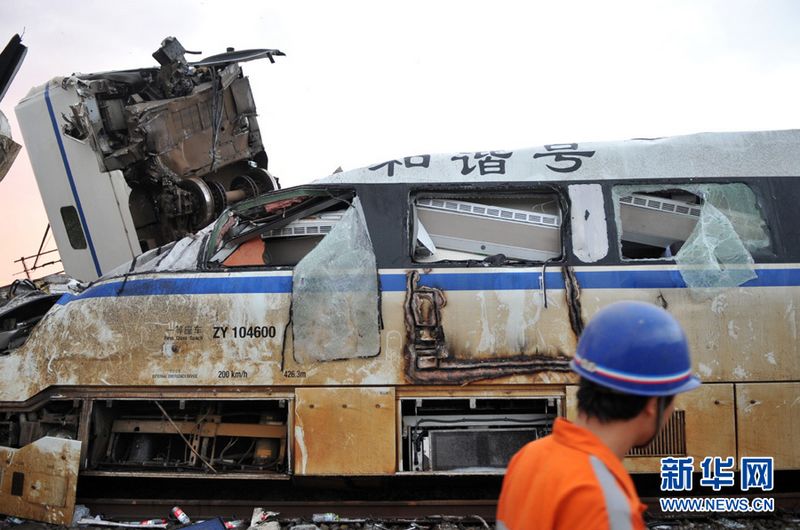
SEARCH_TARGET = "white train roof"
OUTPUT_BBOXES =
[314,129,800,184]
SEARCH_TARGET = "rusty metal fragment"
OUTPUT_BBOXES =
[0,437,81,525]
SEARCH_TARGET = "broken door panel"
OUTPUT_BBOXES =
[292,198,380,363]
[0,437,80,525]
[293,387,395,475]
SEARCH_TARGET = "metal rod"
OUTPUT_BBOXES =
[32,224,51,269]
[154,401,217,473]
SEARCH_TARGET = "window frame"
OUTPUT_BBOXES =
[407,185,567,268]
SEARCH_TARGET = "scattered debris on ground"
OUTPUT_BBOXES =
[3,508,800,530]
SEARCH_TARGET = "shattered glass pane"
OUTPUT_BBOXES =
[675,200,757,289]
[700,184,771,254]
[613,183,771,290]
[292,197,380,363]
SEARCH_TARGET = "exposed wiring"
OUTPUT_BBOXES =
[541,257,558,308]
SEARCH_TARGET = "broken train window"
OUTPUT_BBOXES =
[208,189,354,268]
[613,183,772,288]
[411,192,562,263]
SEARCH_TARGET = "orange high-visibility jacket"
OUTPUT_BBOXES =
[496,418,646,530]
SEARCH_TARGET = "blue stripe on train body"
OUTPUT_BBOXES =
[56,267,800,306]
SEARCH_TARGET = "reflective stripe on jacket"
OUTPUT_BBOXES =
[496,418,646,530]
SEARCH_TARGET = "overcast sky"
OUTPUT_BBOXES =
[2,0,799,284]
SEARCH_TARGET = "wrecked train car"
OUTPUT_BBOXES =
[13,37,282,282]
[2,128,800,522]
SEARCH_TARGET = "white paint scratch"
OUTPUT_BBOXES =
[765,352,777,365]
[727,320,739,340]
[711,294,727,315]
[698,362,713,377]
[476,291,494,353]
[385,330,402,356]
[743,399,759,415]
[294,425,308,474]
[785,300,798,340]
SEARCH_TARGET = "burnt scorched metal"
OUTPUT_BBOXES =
[403,271,571,383]
[562,265,584,336]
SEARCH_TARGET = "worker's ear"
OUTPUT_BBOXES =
[642,397,660,418]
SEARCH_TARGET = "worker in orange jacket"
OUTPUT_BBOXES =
[497,301,701,530]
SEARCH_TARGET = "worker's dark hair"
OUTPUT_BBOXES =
[576,378,674,422]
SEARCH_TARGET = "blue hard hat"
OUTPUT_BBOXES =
[570,301,701,396]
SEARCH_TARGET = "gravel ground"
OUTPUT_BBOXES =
[4,512,800,530]
[645,513,800,529]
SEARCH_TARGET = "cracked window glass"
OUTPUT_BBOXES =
[207,190,352,268]
[292,197,380,363]
[613,183,771,289]
[412,193,562,264]
[220,208,345,268]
